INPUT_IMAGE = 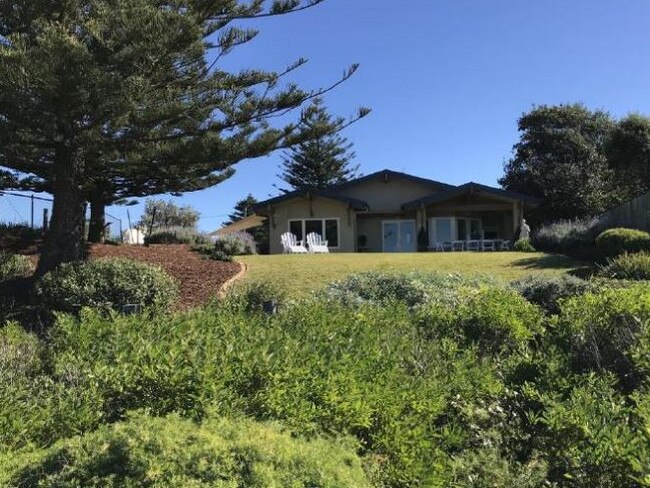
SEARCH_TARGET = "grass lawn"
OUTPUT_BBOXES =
[238,252,588,297]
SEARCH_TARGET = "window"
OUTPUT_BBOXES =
[325,219,339,247]
[289,220,303,242]
[305,219,324,237]
[288,218,339,248]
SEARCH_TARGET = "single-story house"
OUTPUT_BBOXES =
[224,169,539,254]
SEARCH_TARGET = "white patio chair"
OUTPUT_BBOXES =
[467,240,481,252]
[281,232,308,254]
[452,240,465,252]
[499,240,512,251]
[306,232,329,253]
[432,241,447,252]
[482,240,496,251]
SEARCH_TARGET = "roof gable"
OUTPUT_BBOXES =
[402,182,541,209]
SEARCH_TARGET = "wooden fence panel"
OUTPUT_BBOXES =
[597,191,650,231]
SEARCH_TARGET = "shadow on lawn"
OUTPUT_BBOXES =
[511,255,595,278]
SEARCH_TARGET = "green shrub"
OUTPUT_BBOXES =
[320,270,501,308]
[598,252,650,281]
[531,218,601,261]
[528,373,650,487]
[47,303,502,486]
[512,274,592,315]
[35,258,179,315]
[0,223,41,251]
[191,243,234,262]
[224,280,288,313]
[418,288,545,355]
[514,238,536,252]
[0,323,103,450]
[144,226,211,245]
[213,231,257,256]
[2,414,371,488]
[0,252,32,281]
[595,228,650,257]
[558,285,650,388]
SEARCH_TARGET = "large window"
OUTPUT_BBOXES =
[288,218,339,248]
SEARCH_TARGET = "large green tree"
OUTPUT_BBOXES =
[277,98,366,192]
[500,104,617,223]
[607,113,650,200]
[0,0,365,274]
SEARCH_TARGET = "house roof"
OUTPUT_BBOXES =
[252,169,454,213]
[252,189,369,214]
[402,182,541,209]
[332,169,457,191]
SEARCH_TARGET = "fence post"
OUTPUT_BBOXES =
[43,208,49,231]
[30,195,34,229]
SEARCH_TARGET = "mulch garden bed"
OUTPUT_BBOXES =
[89,244,242,310]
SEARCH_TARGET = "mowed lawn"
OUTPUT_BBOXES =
[238,252,588,297]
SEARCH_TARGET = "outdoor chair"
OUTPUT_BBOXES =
[467,240,481,252]
[306,232,329,253]
[482,240,496,251]
[281,232,309,254]
[452,240,466,251]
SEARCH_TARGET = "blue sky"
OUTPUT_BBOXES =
[111,0,649,230]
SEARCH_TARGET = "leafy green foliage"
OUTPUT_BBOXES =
[0,252,32,281]
[557,285,650,388]
[0,323,103,451]
[144,226,211,246]
[138,198,201,231]
[34,258,178,315]
[514,238,536,252]
[512,274,592,315]
[500,104,616,224]
[2,273,650,487]
[531,218,601,260]
[607,113,650,199]
[319,270,501,308]
[599,252,650,281]
[2,414,371,488]
[213,232,257,256]
[595,227,650,257]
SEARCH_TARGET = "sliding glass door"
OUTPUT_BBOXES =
[382,220,416,252]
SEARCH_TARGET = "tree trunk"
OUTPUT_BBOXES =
[87,195,106,244]
[36,156,86,276]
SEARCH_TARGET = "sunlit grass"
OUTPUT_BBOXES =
[237,252,589,297]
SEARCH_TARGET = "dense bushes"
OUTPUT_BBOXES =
[512,274,592,314]
[34,258,179,314]
[0,223,41,252]
[599,252,650,281]
[513,238,536,252]
[0,252,32,281]
[2,270,650,487]
[213,231,257,256]
[2,415,370,487]
[319,270,500,308]
[595,227,650,257]
[144,226,211,245]
[0,323,103,450]
[557,285,650,387]
[531,218,601,260]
